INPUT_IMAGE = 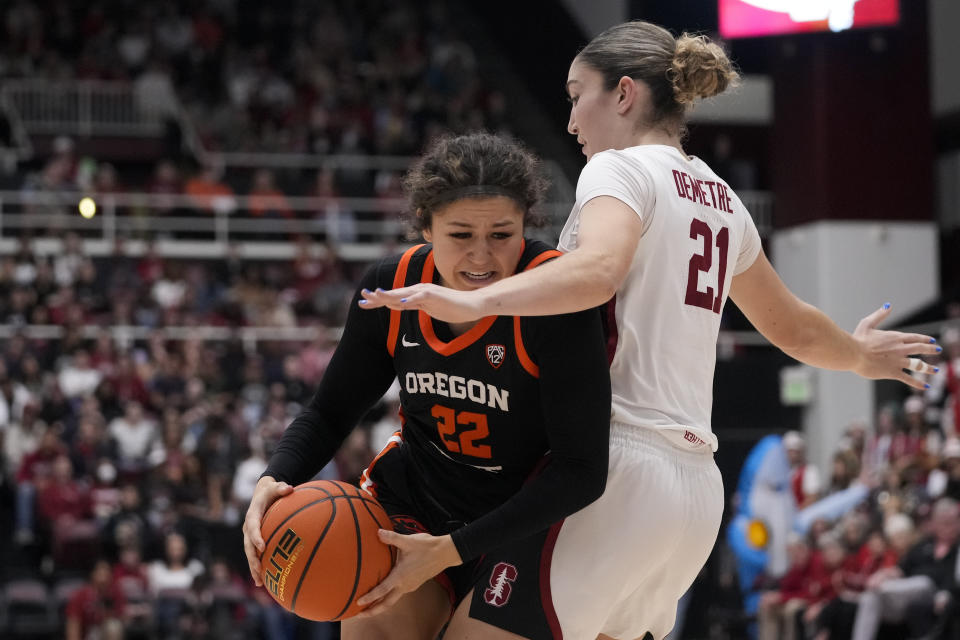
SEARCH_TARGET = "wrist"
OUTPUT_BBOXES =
[439,534,463,567]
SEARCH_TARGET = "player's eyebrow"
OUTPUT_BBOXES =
[448,220,516,228]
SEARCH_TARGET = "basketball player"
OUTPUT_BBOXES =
[359,22,941,640]
[242,133,611,640]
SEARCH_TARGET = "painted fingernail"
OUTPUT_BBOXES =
[376,288,384,293]
[931,338,937,344]
[925,384,931,389]
[400,298,407,303]
[934,367,940,373]
[883,302,891,309]
[937,347,943,353]
[362,288,371,294]
[358,300,367,304]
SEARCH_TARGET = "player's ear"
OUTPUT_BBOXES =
[419,209,433,242]
[616,76,639,115]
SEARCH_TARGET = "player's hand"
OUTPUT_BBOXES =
[851,304,941,390]
[354,530,463,617]
[358,285,486,324]
[242,476,294,587]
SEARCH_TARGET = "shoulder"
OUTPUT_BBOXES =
[363,244,432,288]
[516,239,562,272]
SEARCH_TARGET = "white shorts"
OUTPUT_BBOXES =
[550,423,724,640]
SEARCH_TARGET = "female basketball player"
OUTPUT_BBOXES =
[242,133,611,640]
[359,22,941,640]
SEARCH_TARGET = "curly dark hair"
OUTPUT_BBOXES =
[403,132,549,234]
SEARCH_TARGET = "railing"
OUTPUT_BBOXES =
[0,190,576,260]
[3,318,946,355]
[1,80,167,137]
[0,186,772,259]
[0,324,339,355]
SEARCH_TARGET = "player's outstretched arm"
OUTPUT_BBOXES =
[730,251,940,390]
[359,196,643,321]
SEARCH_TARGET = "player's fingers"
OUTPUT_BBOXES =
[857,304,892,333]
[242,534,263,586]
[898,333,938,346]
[903,357,939,375]
[892,343,942,358]
[894,369,927,391]
[377,529,405,548]
[356,579,393,607]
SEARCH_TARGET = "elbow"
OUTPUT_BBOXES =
[589,253,623,303]
[581,459,609,506]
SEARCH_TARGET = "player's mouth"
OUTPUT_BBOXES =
[578,137,587,154]
[460,270,497,286]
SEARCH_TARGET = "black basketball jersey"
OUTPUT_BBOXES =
[373,240,562,524]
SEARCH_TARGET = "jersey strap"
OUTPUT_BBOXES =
[387,244,425,356]
[511,247,562,378]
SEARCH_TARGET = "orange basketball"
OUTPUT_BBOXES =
[259,480,396,621]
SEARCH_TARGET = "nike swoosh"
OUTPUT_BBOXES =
[429,442,502,473]
[401,335,420,347]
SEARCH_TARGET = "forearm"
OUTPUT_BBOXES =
[779,301,861,371]
[478,248,619,317]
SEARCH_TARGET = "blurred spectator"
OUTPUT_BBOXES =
[14,425,67,544]
[148,531,204,636]
[38,454,98,565]
[828,450,861,495]
[785,430,821,508]
[812,529,899,640]
[927,437,960,500]
[851,497,960,639]
[248,168,292,219]
[108,401,159,475]
[865,405,898,474]
[103,484,150,558]
[65,559,127,640]
[758,535,819,640]
[184,163,235,215]
[59,349,103,400]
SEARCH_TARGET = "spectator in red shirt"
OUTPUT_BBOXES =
[758,535,819,640]
[14,426,67,545]
[811,530,885,639]
[785,430,822,509]
[65,559,126,640]
[37,455,96,561]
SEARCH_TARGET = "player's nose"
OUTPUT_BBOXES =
[467,237,493,259]
[567,109,578,136]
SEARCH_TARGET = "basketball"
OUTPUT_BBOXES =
[259,480,396,621]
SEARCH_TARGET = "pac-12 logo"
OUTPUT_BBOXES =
[483,562,517,607]
[486,344,505,369]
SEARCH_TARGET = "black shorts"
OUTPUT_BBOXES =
[364,445,563,640]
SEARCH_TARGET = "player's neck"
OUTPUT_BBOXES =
[447,320,477,336]
[628,128,685,156]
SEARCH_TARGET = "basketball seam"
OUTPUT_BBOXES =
[290,497,338,614]
[261,486,335,551]
[332,485,365,620]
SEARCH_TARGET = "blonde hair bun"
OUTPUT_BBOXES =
[669,33,740,106]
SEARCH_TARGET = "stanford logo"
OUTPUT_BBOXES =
[483,562,517,607]
[486,344,506,369]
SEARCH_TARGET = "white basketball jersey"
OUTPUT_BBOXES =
[559,145,762,451]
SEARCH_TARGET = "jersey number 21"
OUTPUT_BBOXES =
[684,218,729,314]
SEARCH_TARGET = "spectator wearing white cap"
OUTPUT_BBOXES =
[785,430,821,509]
